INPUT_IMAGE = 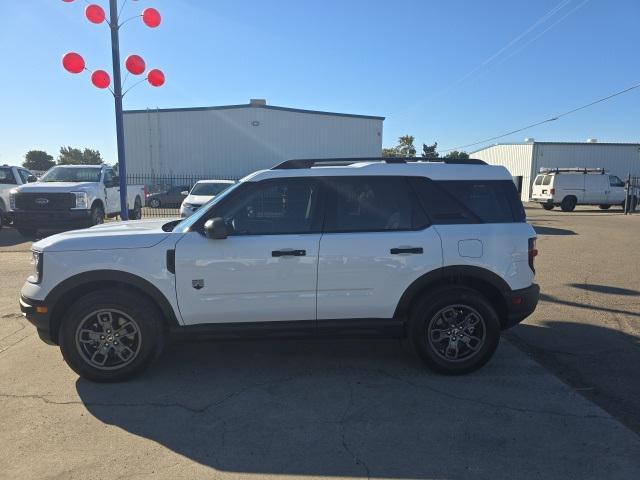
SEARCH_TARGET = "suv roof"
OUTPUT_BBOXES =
[245,157,512,183]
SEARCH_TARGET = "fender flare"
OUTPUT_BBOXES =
[393,265,511,319]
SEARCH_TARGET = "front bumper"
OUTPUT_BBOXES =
[20,295,56,345]
[12,209,91,229]
[502,283,540,329]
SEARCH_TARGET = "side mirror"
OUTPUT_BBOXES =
[181,191,189,196]
[26,175,37,183]
[204,217,227,240]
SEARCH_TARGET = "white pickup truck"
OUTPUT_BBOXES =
[10,165,145,237]
[0,165,37,230]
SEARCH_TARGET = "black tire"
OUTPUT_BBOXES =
[59,288,164,382]
[90,203,105,226]
[598,204,611,210]
[149,198,161,209]
[409,287,501,375]
[560,196,577,212]
[128,197,142,220]
[541,203,554,210]
[0,208,3,231]
[17,228,37,237]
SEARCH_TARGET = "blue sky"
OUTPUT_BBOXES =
[1,0,639,164]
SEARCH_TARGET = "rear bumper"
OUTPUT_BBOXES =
[502,283,540,329]
[12,210,91,229]
[531,197,553,204]
[20,295,56,345]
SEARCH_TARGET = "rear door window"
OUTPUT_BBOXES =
[410,178,525,224]
[542,175,553,185]
[534,175,545,186]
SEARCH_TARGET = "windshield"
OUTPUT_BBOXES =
[190,182,232,196]
[174,181,243,232]
[40,166,101,183]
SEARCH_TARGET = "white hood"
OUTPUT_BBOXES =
[183,194,214,206]
[16,182,96,193]
[33,219,176,252]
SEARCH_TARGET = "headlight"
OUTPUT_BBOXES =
[9,191,17,210]
[29,251,43,284]
[72,191,88,209]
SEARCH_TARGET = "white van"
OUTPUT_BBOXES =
[531,168,631,212]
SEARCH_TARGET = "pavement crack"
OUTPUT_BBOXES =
[338,379,371,479]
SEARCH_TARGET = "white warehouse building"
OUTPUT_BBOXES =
[123,99,384,179]
[471,140,640,201]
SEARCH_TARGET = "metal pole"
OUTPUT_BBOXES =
[624,173,631,215]
[109,0,129,220]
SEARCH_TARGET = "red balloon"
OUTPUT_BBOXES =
[147,69,165,87]
[62,52,85,74]
[125,55,146,75]
[91,70,111,89]
[62,0,75,3]
[85,4,105,24]
[142,8,161,28]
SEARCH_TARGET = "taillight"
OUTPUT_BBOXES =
[528,237,538,273]
[550,188,555,195]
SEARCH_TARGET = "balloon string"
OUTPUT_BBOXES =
[118,0,128,23]
[118,15,140,29]
[122,71,130,90]
[122,77,149,98]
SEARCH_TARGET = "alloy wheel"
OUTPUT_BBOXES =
[427,304,486,363]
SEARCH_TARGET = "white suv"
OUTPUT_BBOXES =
[20,158,539,382]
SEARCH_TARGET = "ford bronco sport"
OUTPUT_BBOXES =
[20,157,539,382]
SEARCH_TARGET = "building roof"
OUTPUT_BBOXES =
[471,141,640,153]
[123,103,385,121]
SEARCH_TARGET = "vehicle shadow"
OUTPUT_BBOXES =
[567,283,640,296]
[507,320,640,433]
[533,225,577,236]
[75,337,638,479]
[540,292,640,318]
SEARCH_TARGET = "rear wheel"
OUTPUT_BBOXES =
[409,287,500,375]
[59,289,164,382]
[599,204,611,210]
[560,196,577,212]
[149,198,161,208]
[541,203,554,210]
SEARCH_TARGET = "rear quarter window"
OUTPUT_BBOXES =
[410,178,525,224]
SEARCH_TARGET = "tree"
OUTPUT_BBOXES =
[382,135,416,158]
[421,142,439,158]
[23,150,55,171]
[57,146,103,165]
[444,150,469,159]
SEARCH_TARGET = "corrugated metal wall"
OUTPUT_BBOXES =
[123,106,383,178]
[533,143,640,181]
[471,144,534,201]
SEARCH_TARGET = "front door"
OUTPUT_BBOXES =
[174,177,323,325]
[607,175,626,205]
[316,176,442,321]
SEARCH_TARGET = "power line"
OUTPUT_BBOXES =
[440,81,640,153]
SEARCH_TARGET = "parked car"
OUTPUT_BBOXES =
[146,186,190,209]
[20,157,539,382]
[180,180,234,218]
[0,165,36,230]
[531,167,637,211]
[10,165,145,237]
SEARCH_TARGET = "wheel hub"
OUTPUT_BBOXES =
[427,304,486,363]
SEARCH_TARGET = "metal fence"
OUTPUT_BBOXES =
[627,175,640,214]
[127,173,237,218]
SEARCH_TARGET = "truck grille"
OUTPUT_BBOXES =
[15,192,76,210]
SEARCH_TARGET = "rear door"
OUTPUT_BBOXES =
[316,176,442,321]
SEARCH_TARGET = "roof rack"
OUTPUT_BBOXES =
[540,167,606,174]
[272,157,487,170]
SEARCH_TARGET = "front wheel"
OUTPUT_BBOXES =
[409,288,500,375]
[90,204,105,226]
[59,289,164,382]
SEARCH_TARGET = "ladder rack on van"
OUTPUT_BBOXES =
[539,167,606,174]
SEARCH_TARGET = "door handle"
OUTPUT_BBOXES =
[272,249,306,257]
[390,247,423,255]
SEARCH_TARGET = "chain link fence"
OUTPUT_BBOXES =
[127,173,237,218]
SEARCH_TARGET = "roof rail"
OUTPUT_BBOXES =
[540,167,606,174]
[271,157,487,170]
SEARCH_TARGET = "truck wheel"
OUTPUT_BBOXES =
[560,196,577,212]
[409,287,500,375]
[128,197,142,220]
[90,204,105,226]
[541,203,554,210]
[0,208,3,231]
[599,204,611,210]
[17,228,37,237]
[149,198,161,208]
[59,288,164,382]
